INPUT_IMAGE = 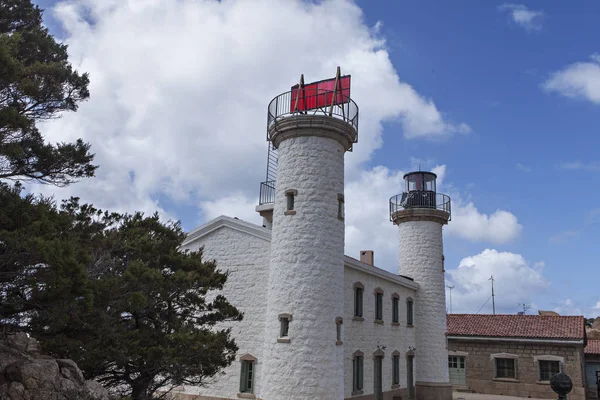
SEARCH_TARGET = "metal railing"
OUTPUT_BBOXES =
[266,88,359,145]
[259,181,276,205]
[389,191,451,220]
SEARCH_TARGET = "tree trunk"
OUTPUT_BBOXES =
[131,377,152,400]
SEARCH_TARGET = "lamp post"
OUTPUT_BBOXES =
[550,372,573,400]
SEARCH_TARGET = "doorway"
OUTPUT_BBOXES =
[374,356,383,400]
[448,355,467,386]
[407,355,414,400]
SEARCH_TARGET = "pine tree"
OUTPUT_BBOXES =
[0,0,96,185]
[0,185,242,400]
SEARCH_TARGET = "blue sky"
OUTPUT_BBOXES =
[358,0,600,315]
[32,0,600,317]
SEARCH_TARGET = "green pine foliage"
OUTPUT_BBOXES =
[0,184,243,400]
[0,0,96,185]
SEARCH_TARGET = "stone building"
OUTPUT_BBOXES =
[446,314,587,399]
[170,76,453,400]
[586,340,600,399]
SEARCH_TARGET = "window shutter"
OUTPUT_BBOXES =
[240,361,248,392]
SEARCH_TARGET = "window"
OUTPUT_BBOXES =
[354,283,364,318]
[280,318,289,337]
[335,317,343,345]
[392,294,399,323]
[495,358,517,379]
[539,360,560,381]
[239,355,257,394]
[374,288,383,321]
[392,354,400,385]
[278,313,292,343]
[352,353,364,393]
[284,189,297,215]
[337,194,345,220]
[406,298,413,325]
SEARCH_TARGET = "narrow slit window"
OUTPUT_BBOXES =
[392,355,400,385]
[280,317,289,337]
[354,287,363,317]
[286,192,294,210]
[337,194,345,220]
[407,299,413,325]
[335,317,343,344]
[375,292,383,320]
[392,296,399,323]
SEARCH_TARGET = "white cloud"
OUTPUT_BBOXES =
[594,301,600,310]
[445,199,522,244]
[553,298,582,316]
[516,163,531,172]
[557,160,600,172]
[343,164,521,274]
[542,54,600,104]
[29,0,469,221]
[498,4,544,32]
[548,230,578,244]
[446,249,550,314]
[200,194,262,226]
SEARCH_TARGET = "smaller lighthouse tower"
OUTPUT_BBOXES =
[389,171,452,400]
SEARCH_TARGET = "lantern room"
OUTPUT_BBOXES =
[404,171,437,193]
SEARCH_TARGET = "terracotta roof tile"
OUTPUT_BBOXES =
[586,340,600,355]
[447,314,585,340]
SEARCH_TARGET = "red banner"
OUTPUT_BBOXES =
[290,75,351,112]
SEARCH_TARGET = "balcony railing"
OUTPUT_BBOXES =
[389,191,451,221]
[266,88,359,148]
[259,181,276,205]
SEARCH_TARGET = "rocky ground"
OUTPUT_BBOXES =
[0,333,109,400]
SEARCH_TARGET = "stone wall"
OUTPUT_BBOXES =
[447,338,586,400]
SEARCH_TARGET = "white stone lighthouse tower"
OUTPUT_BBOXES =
[258,76,358,399]
[390,171,452,400]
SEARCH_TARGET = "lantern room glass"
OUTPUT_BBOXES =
[405,172,436,193]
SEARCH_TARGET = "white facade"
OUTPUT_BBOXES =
[343,258,418,398]
[177,216,420,399]
[397,219,449,385]
[179,218,272,399]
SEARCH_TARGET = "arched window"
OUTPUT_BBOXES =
[352,350,364,395]
[239,354,257,395]
[353,282,364,319]
[374,287,384,322]
[391,293,400,324]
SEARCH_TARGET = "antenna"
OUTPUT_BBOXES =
[446,284,455,314]
[489,275,496,315]
[518,303,531,315]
